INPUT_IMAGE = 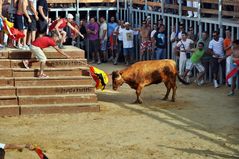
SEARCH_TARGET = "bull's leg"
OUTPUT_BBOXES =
[134,86,143,104]
[171,77,177,102]
[163,81,171,100]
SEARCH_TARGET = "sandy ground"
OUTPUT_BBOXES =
[0,63,239,159]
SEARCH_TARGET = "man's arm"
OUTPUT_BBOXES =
[67,22,84,38]
[53,46,70,58]
[23,0,31,23]
[4,144,34,151]
[29,0,39,21]
[38,5,48,22]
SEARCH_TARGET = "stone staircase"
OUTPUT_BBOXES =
[0,46,99,116]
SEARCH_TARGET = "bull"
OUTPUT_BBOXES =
[112,60,189,104]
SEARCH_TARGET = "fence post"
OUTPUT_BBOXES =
[218,0,223,36]
[129,0,133,23]
[76,0,80,24]
[198,0,202,39]
[117,0,119,20]
[178,0,182,23]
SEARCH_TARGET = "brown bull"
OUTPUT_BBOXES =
[112,59,188,104]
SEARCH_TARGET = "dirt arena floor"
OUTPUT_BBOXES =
[0,63,239,159]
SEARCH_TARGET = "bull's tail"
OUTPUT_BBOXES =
[177,74,190,85]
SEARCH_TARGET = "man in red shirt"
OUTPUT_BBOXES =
[23,31,70,78]
[49,14,84,48]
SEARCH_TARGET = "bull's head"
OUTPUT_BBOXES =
[112,70,124,90]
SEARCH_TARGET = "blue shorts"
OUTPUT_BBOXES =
[123,48,133,56]
[101,40,107,51]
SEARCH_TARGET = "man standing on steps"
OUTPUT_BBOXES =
[22,31,70,78]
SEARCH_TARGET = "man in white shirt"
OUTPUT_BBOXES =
[120,22,134,65]
[176,32,194,76]
[99,17,107,63]
[114,20,125,65]
[208,31,225,88]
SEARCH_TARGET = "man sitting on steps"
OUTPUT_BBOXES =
[22,31,70,78]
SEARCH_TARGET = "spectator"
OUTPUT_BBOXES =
[187,26,197,42]
[182,42,205,85]
[177,23,185,41]
[27,0,38,45]
[176,32,194,76]
[170,25,178,60]
[14,0,31,50]
[87,17,100,63]
[153,24,167,59]
[121,22,134,65]
[227,40,239,96]
[114,20,125,65]
[99,16,107,63]
[224,29,233,86]
[139,21,151,60]
[37,0,48,36]
[198,31,211,81]
[208,31,225,88]
[150,23,157,59]
[78,20,87,49]
[107,16,117,61]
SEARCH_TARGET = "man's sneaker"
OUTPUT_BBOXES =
[197,79,204,86]
[22,45,30,50]
[97,60,101,65]
[38,74,49,78]
[186,76,190,83]
[23,60,30,69]
[227,91,235,96]
[213,80,219,88]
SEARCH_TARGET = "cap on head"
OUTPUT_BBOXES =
[67,13,74,19]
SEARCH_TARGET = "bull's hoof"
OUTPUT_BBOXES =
[162,97,168,100]
[171,99,175,102]
[133,100,143,104]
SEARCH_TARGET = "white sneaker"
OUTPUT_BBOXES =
[21,45,30,50]
[197,79,204,86]
[213,80,219,88]
[187,15,193,18]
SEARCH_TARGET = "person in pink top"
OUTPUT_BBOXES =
[22,31,70,78]
[49,14,84,48]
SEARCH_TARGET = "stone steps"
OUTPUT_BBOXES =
[18,94,97,105]
[0,46,99,116]
[0,76,93,86]
[0,59,87,69]
[0,85,95,96]
[0,46,85,59]
[0,67,90,77]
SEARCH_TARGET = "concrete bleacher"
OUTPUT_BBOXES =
[0,46,99,116]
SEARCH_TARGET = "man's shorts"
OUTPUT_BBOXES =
[101,40,107,51]
[14,14,28,30]
[89,40,99,53]
[28,15,37,31]
[30,45,47,62]
[140,40,152,50]
[186,60,205,73]
[123,48,133,56]
[37,20,48,34]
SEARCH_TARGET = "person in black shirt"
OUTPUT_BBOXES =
[153,24,167,59]
[37,0,48,36]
